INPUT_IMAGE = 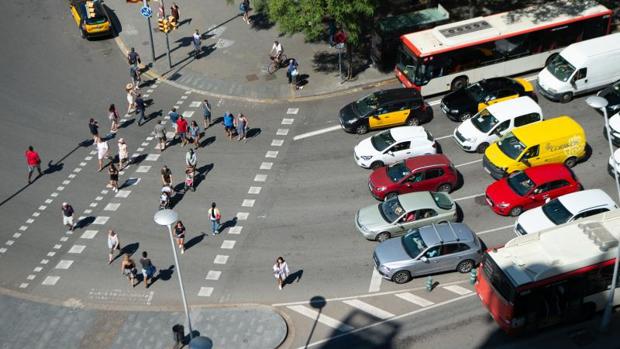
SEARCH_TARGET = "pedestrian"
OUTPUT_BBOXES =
[129,64,141,87]
[107,230,121,264]
[273,256,290,290]
[108,162,119,192]
[240,0,251,24]
[135,94,146,126]
[192,30,202,56]
[117,138,129,169]
[208,202,221,235]
[61,202,75,232]
[127,47,141,67]
[153,120,167,151]
[185,148,197,171]
[201,99,211,129]
[327,19,336,47]
[25,146,43,183]
[291,60,302,90]
[183,167,195,193]
[189,120,201,149]
[177,116,189,146]
[223,112,234,140]
[89,118,100,142]
[121,254,138,287]
[126,83,137,114]
[140,251,157,288]
[168,108,179,134]
[170,2,180,22]
[236,113,248,142]
[174,221,186,254]
[161,165,173,186]
[157,2,165,19]
[108,104,120,133]
[286,59,297,84]
[96,138,109,172]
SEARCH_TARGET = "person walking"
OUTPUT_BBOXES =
[286,58,297,84]
[185,148,197,172]
[223,112,234,140]
[208,202,221,235]
[240,0,251,24]
[153,120,167,151]
[25,146,43,183]
[161,165,173,186]
[273,256,290,290]
[174,221,186,254]
[192,30,202,56]
[236,113,248,142]
[107,230,121,264]
[168,108,180,135]
[121,254,138,287]
[61,202,75,232]
[177,116,189,146]
[108,104,120,133]
[89,118,100,142]
[126,83,137,115]
[188,120,201,149]
[127,47,141,67]
[135,94,146,126]
[108,162,119,192]
[117,138,129,170]
[129,64,141,87]
[201,99,212,129]
[170,2,180,22]
[96,138,109,172]
[140,251,157,288]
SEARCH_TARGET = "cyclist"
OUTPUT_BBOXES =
[270,40,283,64]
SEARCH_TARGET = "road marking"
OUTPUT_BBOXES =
[136,165,151,173]
[27,275,35,281]
[12,233,21,239]
[80,162,87,166]
[38,205,46,210]
[41,276,60,286]
[287,305,355,331]
[184,90,192,95]
[46,251,56,257]
[242,199,255,207]
[0,248,6,253]
[478,224,513,235]
[32,212,40,217]
[101,189,109,195]
[89,203,98,208]
[454,159,482,168]
[55,260,74,269]
[205,270,222,280]
[95,196,104,201]
[282,118,294,125]
[19,226,28,231]
[183,111,194,119]
[5,240,14,246]
[228,226,243,235]
[260,162,273,170]
[443,285,473,295]
[277,128,289,136]
[45,198,54,203]
[81,230,98,239]
[33,267,43,272]
[93,216,109,225]
[146,154,160,161]
[181,95,189,99]
[271,139,284,147]
[142,94,150,98]
[190,101,201,108]
[343,299,394,319]
[84,209,92,214]
[85,156,93,161]
[90,150,97,155]
[236,212,249,220]
[454,193,484,201]
[146,136,154,141]
[26,219,34,224]
[116,190,131,198]
[136,147,145,152]
[254,174,268,182]
[68,174,76,179]
[221,240,236,249]
[104,203,121,211]
[62,180,71,185]
[166,131,175,139]
[19,283,28,288]
[40,259,49,264]
[368,268,382,293]
[53,244,62,250]
[60,236,68,242]
[69,245,86,254]
[248,186,262,194]
[214,255,229,264]
[435,135,453,140]
[73,168,82,173]
[50,192,59,197]
[197,287,214,297]
[395,292,435,307]
[265,151,279,158]
[141,142,149,147]
[293,125,341,141]
[287,108,299,114]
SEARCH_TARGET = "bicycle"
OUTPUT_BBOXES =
[267,53,288,74]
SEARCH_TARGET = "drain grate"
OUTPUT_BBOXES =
[246,74,259,82]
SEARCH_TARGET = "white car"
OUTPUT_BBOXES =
[609,148,620,179]
[453,97,542,153]
[514,189,617,235]
[606,111,620,146]
[354,126,437,169]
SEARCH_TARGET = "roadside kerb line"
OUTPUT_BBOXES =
[435,134,453,141]
[477,224,514,235]
[454,193,484,201]
[454,159,482,168]
[368,268,382,293]
[293,125,341,141]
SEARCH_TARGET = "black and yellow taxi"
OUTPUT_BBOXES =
[339,88,432,134]
[440,77,537,122]
[70,0,113,39]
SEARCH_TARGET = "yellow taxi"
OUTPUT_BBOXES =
[70,0,113,39]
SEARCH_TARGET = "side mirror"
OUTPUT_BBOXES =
[421,256,429,263]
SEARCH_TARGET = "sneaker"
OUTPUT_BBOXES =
[278,285,282,290]
[181,249,184,254]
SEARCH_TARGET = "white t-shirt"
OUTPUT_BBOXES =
[97,141,109,160]
[272,42,282,55]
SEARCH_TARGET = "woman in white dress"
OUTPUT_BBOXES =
[273,256,289,290]
[96,138,109,172]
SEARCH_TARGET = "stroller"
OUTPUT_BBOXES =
[184,167,195,193]
[159,185,174,209]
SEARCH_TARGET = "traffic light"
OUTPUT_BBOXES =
[158,18,171,33]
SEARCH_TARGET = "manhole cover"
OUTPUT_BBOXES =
[246,74,259,82]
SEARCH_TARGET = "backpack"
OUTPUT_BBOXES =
[239,2,247,12]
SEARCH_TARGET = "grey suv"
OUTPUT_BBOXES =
[373,222,483,284]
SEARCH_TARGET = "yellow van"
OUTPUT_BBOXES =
[482,116,586,179]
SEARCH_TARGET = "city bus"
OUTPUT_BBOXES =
[475,209,620,334]
[395,1,613,96]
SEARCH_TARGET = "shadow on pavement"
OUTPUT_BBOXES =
[184,233,205,251]
[219,217,237,233]
[76,216,95,229]
[317,308,400,349]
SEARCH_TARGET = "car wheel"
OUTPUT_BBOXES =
[510,206,523,217]
[355,124,368,135]
[437,183,452,193]
[406,117,420,126]
[451,76,468,91]
[370,161,384,170]
[392,270,411,284]
[457,259,475,273]
[564,156,577,168]
[385,192,398,200]
[476,142,489,154]
[459,112,472,122]
[560,92,573,103]
[376,232,391,242]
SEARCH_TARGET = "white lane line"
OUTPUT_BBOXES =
[55,260,74,269]
[116,190,131,198]
[265,151,279,158]
[236,212,249,220]
[395,292,435,307]
[136,165,151,173]
[214,255,229,264]
[89,150,97,155]
[184,90,192,95]
[205,270,222,280]
[282,118,294,125]
[25,218,33,224]
[27,275,36,280]
[95,196,103,201]
[221,240,236,249]
[19,226,28,231]
[142,94,150,98]
[454,159,482,168]
[477,224,513,235]
[53,244,62,250]
[32,212,40,217]
[19,283,29,288]
[342,299,394,319]
[45,198,54,203]
[146,136,154,141]
[104,203,121,211]
[146,154,160,161]
[287,305,354,331]
[33,267,43,272]
[428,99,440,106]
[248,186,262,194]
[241,199,255,207]
[13,233,21,238]
[79,162,87,166]
[0,248,7,254]
[141,142,149,147]
[93,216,110,225]
[435,135,453,140]
[293,125,341,141]
[84,156,92,161]
[190,101,201,108]
[62,180,71,185]
[183,111,194,118]
[271,139,284,147]
[277,128,289,136]
[181,95,189,99]
[260,162,273,170]
[287,108,299,114]
[254,174,268,182]
[368,268,382,293]
[73,168,81,173]
[101,189,109,195]
[68,174,76,179]
[443,285,472,296]
[38,205,46,210]
[50,192,59,197]
[69,245,86,254]
[60,236,68,242]
[41,276,60,286]
[228,226,243,235]
[40,259,49,264]
[198,287,214,297]
[136,147,145,152]
[454,193,484,202]
[5,240,14,246]
[83,209,92,214]
[81,230,98,239]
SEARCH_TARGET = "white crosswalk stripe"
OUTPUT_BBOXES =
[342,299,394,319]
[443,285,473,295]
[395,292,435,307]
[287,305,354,331]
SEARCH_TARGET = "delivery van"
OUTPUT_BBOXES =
[482,116,586,179]
[537,32,620,103]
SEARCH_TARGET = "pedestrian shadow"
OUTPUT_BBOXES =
[121,242,140,256]
[246,128,261,139]
[184,233,205,251]
[119,118,136,129]
[137,78,157,88]
[141,109,163,126]
[296,74,310,88]
[285,269,303,286]
[219,217,237,233]
[177,18,192,27]
[250,11,275,30]
[195,44,216,59]
[199,136,215,148]
[44,160,64,175]
[211,116,224,125]
[205,13,242,34]
[101,133,116,142]
[156,265,175,283]
[119,177,140,189]
[193,163,214,189]
[75,216,95,229]
[129,153,148,165]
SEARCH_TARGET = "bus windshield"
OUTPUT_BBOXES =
[497,133,525,160]
[481,253,516,302]
[547,54,575,82]
[396,47,421,84]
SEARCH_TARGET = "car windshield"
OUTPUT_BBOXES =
[371,131,396,152]
[466,82,486,103]
[380,197,406,223]
[471,109,499,133]
[85,16,107,25]
[401,229,428,258]
[354,94,378,116]
[541,199,573,225]
[547,54,575,82]
[387,161,411,182]
[506,171,534,196]
[496,132,525,160]
[431,192,453,210]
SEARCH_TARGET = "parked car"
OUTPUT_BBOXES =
[354,126,437,169]
[485,164,582,216]
[515,189,617,235]
[608,148,620,180]
[373,222,483,284]
[604,111,620,146]
[440,77,536,121]
[69,0,113,39]
[597,79,620,116]
[338,88,432,134]
[368,154,458,201]
[355,191,457,241]
[453,96,542,153]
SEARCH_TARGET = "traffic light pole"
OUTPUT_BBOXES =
[143,0,155,63]
[160,0,172,69]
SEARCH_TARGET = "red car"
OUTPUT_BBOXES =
[485,164,582,216]
[368,154,458,201]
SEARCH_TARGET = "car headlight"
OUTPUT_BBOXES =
[380,265,391,272]
[360,155,373,160]
[546,87,557,94]
[498,202,510,208]
[376,186,386,192]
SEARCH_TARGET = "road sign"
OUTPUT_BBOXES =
[140,6,153,18]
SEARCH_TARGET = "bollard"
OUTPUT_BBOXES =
[470,268,478,285]
[426,275,433,292]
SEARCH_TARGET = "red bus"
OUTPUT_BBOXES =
[395,1,612,96]
[475,209,620,334]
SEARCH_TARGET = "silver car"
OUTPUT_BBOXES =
[373,222,483,284]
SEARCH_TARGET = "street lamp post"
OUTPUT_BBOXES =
[154,209,193,338]
[586,96,620,332]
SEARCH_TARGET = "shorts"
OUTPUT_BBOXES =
[225,125,233,131]
[28,164,40,173]
[203,112,211,119]
[110,174,119,181]
[123,268,137,277]
[142,265,155,278]
[109,244,120,254]
[63,216,74,226]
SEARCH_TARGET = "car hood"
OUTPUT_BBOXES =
[486,179,523,206]
[516,207,554,235]
[456,118,486,140]
[442,89,475,111]
[369,166,394,189]
[609,113,620,133]
[358,204,388,230]
[374,237,412,265]
[340,103,361,124]
[355,137,378,157]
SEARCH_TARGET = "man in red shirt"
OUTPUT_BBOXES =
[176,116,189,147]
[25,145,43,183]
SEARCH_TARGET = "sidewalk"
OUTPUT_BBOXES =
[108,0,393,101]
[0,292,287,349]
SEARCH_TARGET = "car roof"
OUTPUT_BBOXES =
[390,126,430,141]
[419,222,475,246]
[558,189,617,214]
[398,191,436,210]
[512,116,583,145]
[524,164,572,184]
[405,154,451,169]
[374,88,422,105]
[484,97,541,121]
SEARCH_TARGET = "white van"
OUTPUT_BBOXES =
[537,32,620,103]
[452,96,542,153]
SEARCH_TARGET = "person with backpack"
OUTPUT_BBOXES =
[127,47,141,66]
[208,202,221,235]
[240,0,250,24]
